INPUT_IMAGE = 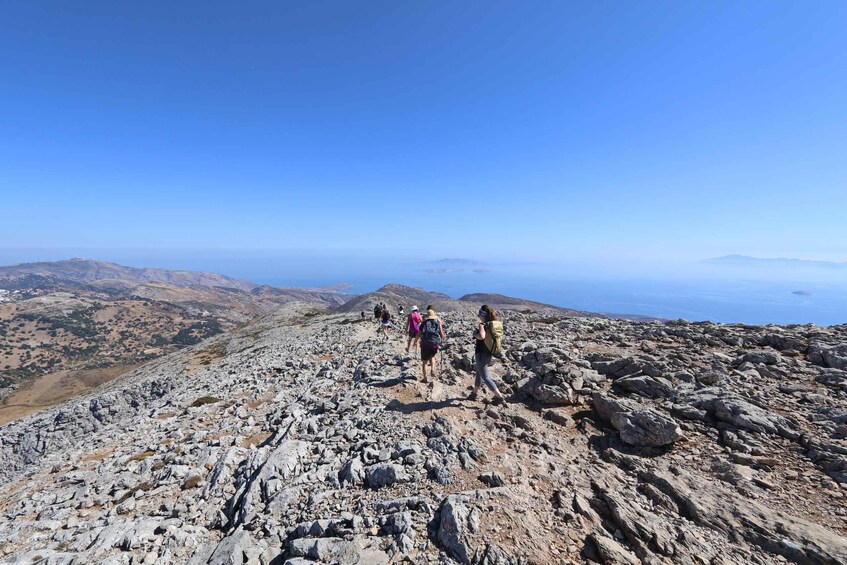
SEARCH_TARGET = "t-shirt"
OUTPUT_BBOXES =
[409,311,422,332]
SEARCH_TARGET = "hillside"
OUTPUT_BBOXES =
[0,258,258,291]
[1,304,846,563]
[458,293,597,317]
[0,260,351,423]
[334,284,601,318]
[333,284,457,314]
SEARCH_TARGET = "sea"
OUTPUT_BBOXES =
[259,273,847,327]
[241,258,846,327]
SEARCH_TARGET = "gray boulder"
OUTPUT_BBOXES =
[208,529,257,565]
[759,333,807,353]
[612,410,683,447]
[588,532,640,565]
[685,388,799,438]
[438,496,472,564]
[339,457,365,485]
[809,343,847,370]
[592,393,638,424]
[592,393,683,447]
[613,375,674,398]
[733,351,781,366]
[364,463,409,489]
[529,382,575,405]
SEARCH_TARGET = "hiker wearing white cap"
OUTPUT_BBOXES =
[405,305,422,353]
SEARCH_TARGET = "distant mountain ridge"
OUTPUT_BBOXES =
[706,255,847,269]
[333,284,603,318]
[0,258,259,291]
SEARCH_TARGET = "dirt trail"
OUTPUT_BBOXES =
[354,320,588,561]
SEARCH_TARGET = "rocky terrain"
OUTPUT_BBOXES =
[0,291,846,564]
[0,260,349,422]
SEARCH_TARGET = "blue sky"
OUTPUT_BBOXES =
[2,1,846,263]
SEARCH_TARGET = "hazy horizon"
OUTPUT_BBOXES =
[2,248,845,325]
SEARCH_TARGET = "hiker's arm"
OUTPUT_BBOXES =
[439,320,445,339]
[477,322,485,340]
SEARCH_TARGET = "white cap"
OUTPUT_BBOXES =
[411,305,419,311]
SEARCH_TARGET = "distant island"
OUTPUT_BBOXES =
[705,254,847,269]
[429,258,481,265]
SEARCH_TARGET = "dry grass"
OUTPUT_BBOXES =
[245,395,273,410]
[185,339,230,374]
[240,431,273,448]
[81,446,119,463]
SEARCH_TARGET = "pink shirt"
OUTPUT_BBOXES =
[409,311,422,332]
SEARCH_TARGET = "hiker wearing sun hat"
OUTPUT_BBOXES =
[419,305,444,382]
[406,305,423,353]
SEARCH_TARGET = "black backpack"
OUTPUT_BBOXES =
[420,318,442,348]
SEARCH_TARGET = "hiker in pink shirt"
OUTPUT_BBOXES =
[405,305,423,353]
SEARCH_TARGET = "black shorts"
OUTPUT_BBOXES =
[421,345,438,362]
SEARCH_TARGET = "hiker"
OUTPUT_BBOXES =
[361,311,366,322]
[378,307,392,340]
[398,304,405,318]
[469,304,506,404]
[373,303,381,322]
[419,305,445,382]
[406,305,422,353]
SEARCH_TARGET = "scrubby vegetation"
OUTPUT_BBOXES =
[191,396,221,407]
[171,320,223,346]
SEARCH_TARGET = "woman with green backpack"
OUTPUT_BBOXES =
[469,305,506,404]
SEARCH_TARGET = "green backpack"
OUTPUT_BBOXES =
[483,320,503,355]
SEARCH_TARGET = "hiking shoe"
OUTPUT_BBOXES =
[467,391,478,401]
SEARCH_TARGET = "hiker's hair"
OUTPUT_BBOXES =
[480,305,497,321]
[427,304,434,311]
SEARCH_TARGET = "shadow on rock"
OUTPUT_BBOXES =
[386,398,465,414]
[365,375,415,388]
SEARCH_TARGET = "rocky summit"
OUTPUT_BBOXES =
[1,300,847,565]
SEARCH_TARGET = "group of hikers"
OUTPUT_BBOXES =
[363,301,507,404]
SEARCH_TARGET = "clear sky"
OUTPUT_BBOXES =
[2,1,846,262]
